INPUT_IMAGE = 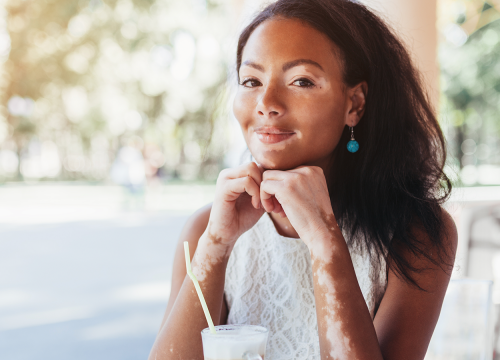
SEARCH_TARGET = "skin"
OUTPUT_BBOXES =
[149,18,458,360]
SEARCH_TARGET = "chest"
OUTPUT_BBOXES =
[223,214,387,359]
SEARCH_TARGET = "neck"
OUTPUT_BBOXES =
[268,212,300,238]
[304,152,334,184]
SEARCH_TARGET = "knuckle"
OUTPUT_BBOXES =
[250,169,261,182]
[216,176,226,186]
[292,176,305,188]
[216,173,225,185]
[244,175,253,186]
[312,166,323,176]
[303,167,313,175]
[219,168,229,179]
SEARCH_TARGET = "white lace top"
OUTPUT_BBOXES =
[224,213,387,360]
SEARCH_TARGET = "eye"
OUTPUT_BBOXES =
[239,78,262,88]
[292,78,315,88]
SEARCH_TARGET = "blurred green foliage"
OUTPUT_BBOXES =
[440,1,500,185]
[0,0,232,181]
[3,0,499,186]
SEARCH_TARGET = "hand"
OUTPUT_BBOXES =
[260,166,338,247]
[204,162,265,247]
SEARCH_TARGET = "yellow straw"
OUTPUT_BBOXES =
[183,241,216,334]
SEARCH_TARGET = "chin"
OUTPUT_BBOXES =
[253,153,300,171]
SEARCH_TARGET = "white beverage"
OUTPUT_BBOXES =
[201,324,268,360]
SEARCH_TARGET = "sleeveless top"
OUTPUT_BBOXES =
[224,213,388,360]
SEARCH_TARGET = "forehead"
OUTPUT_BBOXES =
[241,17,342,73]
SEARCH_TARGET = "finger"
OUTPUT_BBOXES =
[260,180,282,213]
[223,162,263,186]
[288,165,310,172]
[261,196,274,213]
[225,175,261,208]
[287,165,319,173]
[262,170,287,181]
[287,166,325,182]
[259,184,274,213]
[279,210,287,218]
[272,196,283,214]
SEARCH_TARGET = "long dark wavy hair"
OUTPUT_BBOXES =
[236,0,453,288]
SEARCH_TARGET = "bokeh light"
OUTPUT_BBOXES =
[439,0,500,186]
[0,0,234,183]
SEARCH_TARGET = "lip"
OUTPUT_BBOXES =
[254,126,296,144]
[254,126,295,134]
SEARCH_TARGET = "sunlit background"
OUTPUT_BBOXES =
[1,0,500,359]
[440,0,500,186]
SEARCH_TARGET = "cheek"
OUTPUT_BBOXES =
[233,92,253,129]
[296,98,346,151]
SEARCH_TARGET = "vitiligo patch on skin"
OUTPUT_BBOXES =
[248,130,304,166]
[192,225,231,282]
[314,262,354,359]
[309,210,341,262]
[310,209,355,360]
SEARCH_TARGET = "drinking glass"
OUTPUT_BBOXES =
[201,324,268,360]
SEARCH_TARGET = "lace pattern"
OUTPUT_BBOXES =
[224,213,387,360]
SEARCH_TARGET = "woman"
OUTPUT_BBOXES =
[149,0,458,359]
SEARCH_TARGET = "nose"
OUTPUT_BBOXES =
[256,84,286,119]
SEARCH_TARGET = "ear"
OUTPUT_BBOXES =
[345,81,368,127]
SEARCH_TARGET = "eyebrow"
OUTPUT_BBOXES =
[283,59,324,72]
[241,60,265,72]
[241,59,324,72]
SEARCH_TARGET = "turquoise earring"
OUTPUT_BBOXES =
[347,126,359,153]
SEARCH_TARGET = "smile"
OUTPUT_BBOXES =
[256,133,295,144]
[254,126,296,144]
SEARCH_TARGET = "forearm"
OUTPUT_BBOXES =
[149,233,232,360]
[310,233,383,360]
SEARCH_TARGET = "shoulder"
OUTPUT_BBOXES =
[373,207,458,359]
[173,202,212,265]
[159,203,213,326]
[186,202,212,230]
[411,206,458,264]
[180,202,212,247]
[440,207,458,252]
[171,202,213,289]
[384,206,458,291]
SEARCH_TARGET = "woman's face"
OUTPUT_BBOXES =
[233,17,364,171]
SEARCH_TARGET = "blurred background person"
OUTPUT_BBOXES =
[111,138,146,209]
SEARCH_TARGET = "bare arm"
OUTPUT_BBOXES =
[374,209,458,359]
[149,162,266,360]
[310,216,384,360]
[310,208,457,360]
[149,203,229,360]
[260,166,458,360]
[156,204,226,331]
